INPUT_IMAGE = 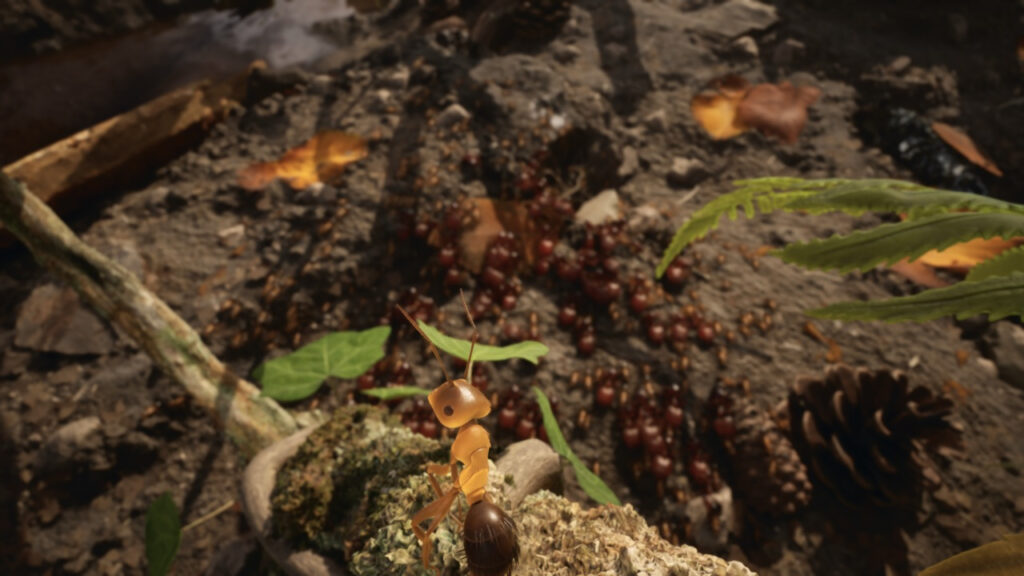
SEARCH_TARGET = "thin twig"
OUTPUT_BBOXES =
[0,173,297,456]
[182,499,237,534]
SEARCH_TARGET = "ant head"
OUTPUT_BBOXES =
[428,378,491,428]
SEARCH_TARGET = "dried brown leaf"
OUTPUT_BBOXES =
[458,198,538,273]
[890,259,950,288]
[735,82,821,144]
[931,122,1003,177]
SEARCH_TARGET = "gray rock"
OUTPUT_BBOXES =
[380,67,410,90]
[34,416,108,476]
[553,43,581,63]
[684,485,735,554]
[988,321,1024,391]
[667,157,709,188]
[617,146,640,179]
[575,189,623,226]
[644,109,668,132]
[690,0,778,39]
[732,36,759,59]
[434,103,471,129]
[15,285,114,356]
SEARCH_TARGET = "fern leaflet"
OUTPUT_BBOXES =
[809,273,1024,322]
[777,212,1024,274]
[965,244,1024,283]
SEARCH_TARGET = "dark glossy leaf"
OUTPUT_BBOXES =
[255,326,391,402]
[145,493,181,576]
[534,387,620,506]
[359,386,430,400]
[417,321,548,365]
[920,532,1024,576]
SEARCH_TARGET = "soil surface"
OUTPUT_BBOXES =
[2,1,1024,575]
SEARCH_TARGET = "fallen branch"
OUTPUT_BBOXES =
[0,172,298,456]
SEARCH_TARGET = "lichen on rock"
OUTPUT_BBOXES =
[270,404,450,563]
[267,404,756,576]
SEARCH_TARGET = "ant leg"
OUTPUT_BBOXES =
[411,488,459,572]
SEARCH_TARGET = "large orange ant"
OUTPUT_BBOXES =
[397,296,519,576]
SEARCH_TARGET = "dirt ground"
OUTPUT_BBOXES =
[1,1,1023,575]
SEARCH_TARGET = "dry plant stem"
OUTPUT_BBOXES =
[0,172,298,456]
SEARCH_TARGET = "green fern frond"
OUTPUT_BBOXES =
[965,244,1024,283]
[656,183,827,277]
[782,179,1024,219]
[778,212,1024,274]
[809,273,1024,322]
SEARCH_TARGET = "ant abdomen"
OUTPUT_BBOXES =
[463,500,519,576]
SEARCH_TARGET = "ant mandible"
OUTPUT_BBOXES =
[397,295,520,576]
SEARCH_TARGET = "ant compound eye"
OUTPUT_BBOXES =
[444,405,454,417]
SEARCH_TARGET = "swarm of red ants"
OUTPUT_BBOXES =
[341,133,964,562]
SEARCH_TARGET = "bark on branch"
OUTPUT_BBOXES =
[0,172,297,456]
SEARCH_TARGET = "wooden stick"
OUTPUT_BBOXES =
[0,172,297,456]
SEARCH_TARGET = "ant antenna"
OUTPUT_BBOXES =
[459,290,479,382]
[397,305,453,384]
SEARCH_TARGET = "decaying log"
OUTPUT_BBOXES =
[0,68,253,247]
[0,173,298,456]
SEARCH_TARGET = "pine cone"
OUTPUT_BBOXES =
[788,364,961,508]
[708,386,812,516]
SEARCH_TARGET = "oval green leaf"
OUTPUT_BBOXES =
[145,493,181,576]
[417,321,548,365]
[255,326,391,402]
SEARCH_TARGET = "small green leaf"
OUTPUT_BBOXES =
[145,493,181,576]
[809,273,1024,323]
[359,386,430,400]
[533,386,570,456]
[778,212,1024,274]
[534,387,620,506]
[566,456,622,507]
[966,245,1024,283]
[255,326,391,402]
[920,532,1024,576]
[417,321,548,365]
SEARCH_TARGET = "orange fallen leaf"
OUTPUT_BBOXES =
[931,122,1003,177]
[238,131,367,191]
[691,75,750,140]
[691,76,820,143]
[915,237,1023,273]
[954,348,970,367]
